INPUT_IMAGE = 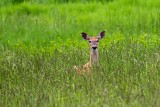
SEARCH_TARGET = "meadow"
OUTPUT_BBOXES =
[0,0,160,106]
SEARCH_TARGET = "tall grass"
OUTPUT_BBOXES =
[0,0,160,106]
[1,36,160,106]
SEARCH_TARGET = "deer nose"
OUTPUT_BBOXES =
[92,46,97,50]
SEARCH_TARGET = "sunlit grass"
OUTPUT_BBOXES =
[0,0,160,107]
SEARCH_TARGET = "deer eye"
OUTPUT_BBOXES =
[96,40,99,42]
[89,41,91,43]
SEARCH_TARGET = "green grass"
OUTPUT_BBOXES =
[0,0,160,107]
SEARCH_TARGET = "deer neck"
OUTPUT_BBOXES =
[90,49,98,67]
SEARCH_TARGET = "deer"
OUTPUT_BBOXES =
[74,31,105,75]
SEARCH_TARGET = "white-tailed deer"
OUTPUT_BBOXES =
[74,31,105,75]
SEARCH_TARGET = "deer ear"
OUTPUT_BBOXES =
[98,31,105,39]
[81,32,90,40]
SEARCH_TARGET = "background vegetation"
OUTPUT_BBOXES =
[0,0,160,106]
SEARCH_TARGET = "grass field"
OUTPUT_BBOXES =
[0,0,160,107]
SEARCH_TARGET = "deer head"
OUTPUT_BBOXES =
[81,31,105,50]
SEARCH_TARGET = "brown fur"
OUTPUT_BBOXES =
[74,31,105,75]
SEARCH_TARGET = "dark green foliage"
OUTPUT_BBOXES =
[12,0,28,4]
